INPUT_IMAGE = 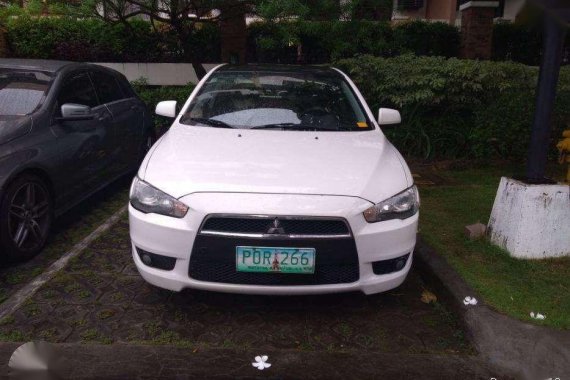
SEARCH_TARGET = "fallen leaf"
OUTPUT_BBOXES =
[421,290,437,304]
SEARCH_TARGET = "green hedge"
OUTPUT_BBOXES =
[131,79,196,132]
[492,22,570,66]
[5,16,220,62]
[131,56,570,162]
[6,17,457,63]
[248,20,460,63]
[393,21,460,58]
[492,22,543,66]
[7,16,568,66]
[335,55,570,160]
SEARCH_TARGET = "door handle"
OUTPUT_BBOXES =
[130,105,139,110]
[98,115,111,122]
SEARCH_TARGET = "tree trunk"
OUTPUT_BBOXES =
[175,22,207,80]
[220,3,247,64]
[192,61,207,80]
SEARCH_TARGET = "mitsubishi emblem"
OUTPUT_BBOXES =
[267,218,285,234]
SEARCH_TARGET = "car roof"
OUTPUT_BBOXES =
[0,58,80,73]
[0,59,120,77]
[216,64,340,76]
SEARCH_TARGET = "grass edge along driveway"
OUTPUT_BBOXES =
[419,166,570,329]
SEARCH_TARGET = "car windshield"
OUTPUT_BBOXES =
[180,69,371,131]
[0,69,53,116]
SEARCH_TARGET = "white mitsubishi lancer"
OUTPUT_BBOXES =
[129,64,419,295]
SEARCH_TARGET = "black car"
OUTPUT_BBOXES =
[0,59,154,262]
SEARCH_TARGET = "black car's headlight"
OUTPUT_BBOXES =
[130,177,189,218]
[363,185,419,223]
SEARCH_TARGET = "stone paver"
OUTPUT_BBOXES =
[0,217,470,356]
[0,179,129,307]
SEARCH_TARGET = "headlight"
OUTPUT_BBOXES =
[363,186,419,223]
[130,177,189,218]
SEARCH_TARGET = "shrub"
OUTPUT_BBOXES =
[248,20,459,64]
[6,17,157,61]
[246,21,298,63]
[131,78,196,132]
[492,21,570,66]
[492,22,543,66]
[393,21,460,58]
[5,16,220,62]
[335,55,570,161]
[299,21,395,62]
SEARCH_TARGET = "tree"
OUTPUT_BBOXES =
[70,0,254,78]
[253,0,392,63]
[348,0,393,21]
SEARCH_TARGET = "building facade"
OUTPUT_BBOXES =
[392,0,526,24]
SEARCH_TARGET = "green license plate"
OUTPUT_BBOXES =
[236,246,316,274]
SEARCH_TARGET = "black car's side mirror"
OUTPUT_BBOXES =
[58,103,95,121]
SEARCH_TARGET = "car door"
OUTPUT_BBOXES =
[50,70,114,204]
[90,70,144,173]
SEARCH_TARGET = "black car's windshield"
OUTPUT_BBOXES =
[180,69,372,131]
[0,69,53,116]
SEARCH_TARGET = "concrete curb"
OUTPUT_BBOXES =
[415,238,570,380]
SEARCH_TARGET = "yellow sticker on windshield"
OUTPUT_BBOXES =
[357,121,367,128]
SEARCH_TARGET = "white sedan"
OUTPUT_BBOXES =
[129,65,419,295]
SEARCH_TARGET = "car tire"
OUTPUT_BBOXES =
[0,174,53,263]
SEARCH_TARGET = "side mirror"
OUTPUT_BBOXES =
[60,103,94,121]
[378,108,401,126]
[155,101,177,118]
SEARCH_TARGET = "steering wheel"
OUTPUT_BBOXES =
[300,107,330,119]
[299,107,340,130]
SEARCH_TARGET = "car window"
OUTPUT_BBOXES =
[0,69,53,116]
[91,71,125,104]
[180,70,371,131]
[58,72,99,109]
[117,76,136,98]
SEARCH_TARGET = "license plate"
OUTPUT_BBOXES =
[236,246,316,274]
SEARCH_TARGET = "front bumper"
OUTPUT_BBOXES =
[129,192,418,295]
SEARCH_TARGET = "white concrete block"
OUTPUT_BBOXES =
[487,177,570,259]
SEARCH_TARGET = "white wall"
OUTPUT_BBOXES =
[93,63,222,85]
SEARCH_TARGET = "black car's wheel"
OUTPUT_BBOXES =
[0,175,53,263]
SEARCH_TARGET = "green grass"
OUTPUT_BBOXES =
[419,165,570,329]
[80,328,113,344]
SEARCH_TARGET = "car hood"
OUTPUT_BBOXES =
[142,125,411,204]
[0,115,32,145]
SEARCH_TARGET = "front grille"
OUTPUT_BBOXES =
[201,216,350,237]
[189,216,359,286]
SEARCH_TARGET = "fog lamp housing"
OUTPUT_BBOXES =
[136,248,176,270]
[372,253,411,275]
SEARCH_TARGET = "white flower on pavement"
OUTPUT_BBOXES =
[252,355,271,370]
[463,296,478,306]
[530,312,546,320]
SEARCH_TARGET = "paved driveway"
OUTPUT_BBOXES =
[0,215,470,356]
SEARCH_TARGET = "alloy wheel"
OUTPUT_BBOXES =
[8,182,50,251]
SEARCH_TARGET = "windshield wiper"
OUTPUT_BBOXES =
[250,123,334,131]
[185,117,235,129]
